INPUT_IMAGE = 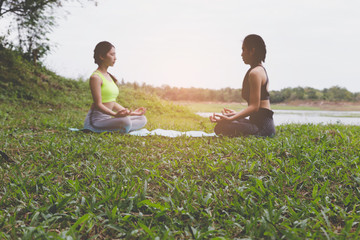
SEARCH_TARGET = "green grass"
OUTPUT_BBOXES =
[1,49,360,239]
[2,89,360,239]
[173,101,247,113]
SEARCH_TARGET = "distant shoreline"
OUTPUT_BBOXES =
[173,100,360,112]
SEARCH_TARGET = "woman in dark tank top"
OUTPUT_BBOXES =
[209,34,275,137]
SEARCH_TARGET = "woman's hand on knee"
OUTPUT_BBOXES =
[115,108,131,117]
[222,108,236,116]
[210,113,230,123]
[130,107,146,116]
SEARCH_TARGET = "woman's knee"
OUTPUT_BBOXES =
[214,120,258,137]
[140,115,147,126]
[119,117,132,133]
[214,122,228,136]
[133,115,147,128]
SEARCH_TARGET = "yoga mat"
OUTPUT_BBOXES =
[69,128,216,137]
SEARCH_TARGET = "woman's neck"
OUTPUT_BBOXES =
[250,62,262,68]
[97,65,109,74]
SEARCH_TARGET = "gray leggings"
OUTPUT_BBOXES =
[83,109,147,133]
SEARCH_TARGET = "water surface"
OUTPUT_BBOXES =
[197,110,360,125]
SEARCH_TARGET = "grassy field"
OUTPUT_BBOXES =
[1,88,360,239]
[1,49,360,239]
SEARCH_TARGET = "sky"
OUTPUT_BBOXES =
[21,0,360,91]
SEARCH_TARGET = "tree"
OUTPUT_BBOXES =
[0,0,96,62]
[0,0,56,17]
[323,86,354,101]
[1,0,58,61]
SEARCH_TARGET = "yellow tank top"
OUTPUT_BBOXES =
[92,70,119,103]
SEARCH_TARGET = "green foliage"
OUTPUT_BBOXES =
[0,0,95,61]
[1,0,59,61]
[0,0,57,18]
[0,47,88,107]
[271,86,357,104]
[323,86,354,102]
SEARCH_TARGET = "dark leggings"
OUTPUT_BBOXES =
[214,108,275,137]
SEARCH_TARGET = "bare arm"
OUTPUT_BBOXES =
[229,70,261,119]
[113,102,127,112]
[210,69,262,122]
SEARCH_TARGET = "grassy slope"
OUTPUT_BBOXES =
[1,49,360,239]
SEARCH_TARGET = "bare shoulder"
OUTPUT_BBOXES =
[248,67,262,81]
[249,66,266,82]
[250,66,266,76]
[89,74,102,85]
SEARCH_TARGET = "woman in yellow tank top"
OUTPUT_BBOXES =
[83,41,147,133]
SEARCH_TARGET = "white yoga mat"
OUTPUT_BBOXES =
[69,128,216,137]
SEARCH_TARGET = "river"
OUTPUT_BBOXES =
[197,110,360,125]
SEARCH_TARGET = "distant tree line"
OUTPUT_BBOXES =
[270,86,360,103]
[123,81,360,103]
